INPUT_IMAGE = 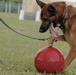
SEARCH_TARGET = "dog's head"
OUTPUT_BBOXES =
[36,0,66,33]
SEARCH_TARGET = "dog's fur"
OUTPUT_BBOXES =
[36,0,76,71]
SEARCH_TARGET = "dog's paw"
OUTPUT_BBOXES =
[48,37,54,46]
[48,37,57,46]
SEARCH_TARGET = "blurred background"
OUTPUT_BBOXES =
[0,0,76,21]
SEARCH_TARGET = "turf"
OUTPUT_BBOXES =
[0,12,76,75]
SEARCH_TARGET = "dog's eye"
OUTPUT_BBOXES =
[43,18,48,21]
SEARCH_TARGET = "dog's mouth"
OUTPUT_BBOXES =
[49,23,59,37]
[39,22,59,37]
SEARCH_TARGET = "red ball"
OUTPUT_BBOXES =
[34,46,64,74]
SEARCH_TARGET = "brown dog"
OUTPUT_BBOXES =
[36,0,76,71]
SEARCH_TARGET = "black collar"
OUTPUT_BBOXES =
[58,16,65,30]
[58,6,67,30]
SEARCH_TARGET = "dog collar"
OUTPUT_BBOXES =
[58,6,67,30]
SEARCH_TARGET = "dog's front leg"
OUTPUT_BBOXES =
[48,35,66,46]
[48,37,56,46]
[63,47,76,71]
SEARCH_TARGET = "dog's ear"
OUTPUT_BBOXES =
[36,0,46,8]
[48,5,56,15]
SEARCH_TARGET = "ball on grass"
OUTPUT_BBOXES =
[34,46,64,74]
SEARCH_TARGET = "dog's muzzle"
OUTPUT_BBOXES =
[39,26,46,33]
[39,24,50,33]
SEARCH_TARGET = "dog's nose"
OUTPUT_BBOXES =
[39,26,47,33]
[39,29,43,32]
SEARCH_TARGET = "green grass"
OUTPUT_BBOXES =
[0,12,76,75]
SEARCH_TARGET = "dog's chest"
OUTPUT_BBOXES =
[63,27,76,46]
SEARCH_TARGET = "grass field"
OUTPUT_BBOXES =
[0,12,76,75]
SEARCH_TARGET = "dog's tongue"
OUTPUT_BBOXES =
[49,23,59,37]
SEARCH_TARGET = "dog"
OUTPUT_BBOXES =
[36,0,76,71]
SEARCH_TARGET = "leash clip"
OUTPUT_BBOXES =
[50,39,57,47]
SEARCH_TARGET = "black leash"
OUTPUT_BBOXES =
[0,18,48,41]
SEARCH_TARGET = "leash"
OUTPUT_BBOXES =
[0,18,48,41]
